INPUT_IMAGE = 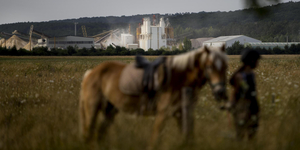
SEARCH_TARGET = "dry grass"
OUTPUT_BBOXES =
[0,55,300,150]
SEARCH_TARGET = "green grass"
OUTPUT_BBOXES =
[0,55,300,150]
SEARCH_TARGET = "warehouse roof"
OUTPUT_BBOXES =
[204,35,245,43]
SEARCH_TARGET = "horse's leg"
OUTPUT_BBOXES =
[149,93,171,150]
[173,109,183,133]
[149,111,167,150]
[80,92,102,142]
[181,87,195,144]
[79,97,86,139]
[97,101,118,141]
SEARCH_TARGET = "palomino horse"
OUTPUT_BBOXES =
[79,46,228,148]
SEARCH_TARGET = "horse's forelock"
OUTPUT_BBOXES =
[201,47,228,70]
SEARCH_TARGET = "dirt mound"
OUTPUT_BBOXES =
[23,42,37,51]
[0,38,5,46]
[3,35,27,50]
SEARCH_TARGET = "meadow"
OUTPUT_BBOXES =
[0,55,300,150]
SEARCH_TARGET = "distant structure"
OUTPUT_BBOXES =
[93,29,120,49]
[137,16,174,51]
[119,24,138,49]
[203,35,261,48]
[37,36,94,49]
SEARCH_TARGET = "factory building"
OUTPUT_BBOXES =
[37,36,94,49]
[138,17,168,51]
[203,35,261,48]
[119,33,138,49]
[120,34,134,47]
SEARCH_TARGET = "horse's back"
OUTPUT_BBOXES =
[81,61,125,97]
[82,61,142,112]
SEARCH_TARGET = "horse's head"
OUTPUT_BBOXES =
[200,45,228,101]
[171,46,228,101]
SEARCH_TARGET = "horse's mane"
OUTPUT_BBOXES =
[172,48,204,71]
[171,46,228,71]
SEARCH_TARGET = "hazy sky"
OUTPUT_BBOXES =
[0,0,298,25]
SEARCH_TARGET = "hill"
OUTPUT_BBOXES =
[0,1,300,42]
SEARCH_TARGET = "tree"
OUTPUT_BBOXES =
[171,45,177,51]
[226,41,244,55]
[178,43,183,51]
[67,46,76,55]
[183,37,192,51]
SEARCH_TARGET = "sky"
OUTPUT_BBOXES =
[0,0,298,25]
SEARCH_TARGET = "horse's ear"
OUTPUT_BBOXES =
[220,44,226,52]
[204,45,210,54]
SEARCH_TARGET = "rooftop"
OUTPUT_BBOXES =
[204,35,244,43]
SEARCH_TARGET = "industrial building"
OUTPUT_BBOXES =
[120,34,134,47]
[137,17,174,51]
[37,36,94,49]
[120,33,138,49]
[245,42,300,49]
[93,29,121,49]
[203,35,261,48]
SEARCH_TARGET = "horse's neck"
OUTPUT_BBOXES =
[167,56,203,88]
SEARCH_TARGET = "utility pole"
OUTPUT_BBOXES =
[74,22,78,36]
[298,30,300,42]
[29,25,34,51]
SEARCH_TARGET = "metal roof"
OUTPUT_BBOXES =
[204,35,245,43]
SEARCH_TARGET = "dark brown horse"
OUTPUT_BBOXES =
[79,46,228,148]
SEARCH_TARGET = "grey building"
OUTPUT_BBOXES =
[203,35,261,48]
[37,36,94,49]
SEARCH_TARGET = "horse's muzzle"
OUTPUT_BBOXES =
[212,85,228,101]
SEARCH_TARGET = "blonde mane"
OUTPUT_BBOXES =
[172,46,228,71]
[172,48,204,71]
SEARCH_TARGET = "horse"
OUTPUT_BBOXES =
[79,45,228,148]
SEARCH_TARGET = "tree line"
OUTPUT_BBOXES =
[226,41,300,55]
[1,42,300,56]
[0,45,188,56]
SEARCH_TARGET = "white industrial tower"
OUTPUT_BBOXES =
[139,17,167,51]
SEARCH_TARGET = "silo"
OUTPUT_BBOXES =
[144,18,151,34]
[160,18,165,35]
[136,23,141,42]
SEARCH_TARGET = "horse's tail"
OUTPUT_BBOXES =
[79,69,92,139]
[79,69,102,141]
[83,69,92,80]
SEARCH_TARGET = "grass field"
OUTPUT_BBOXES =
[1,55,300,150]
